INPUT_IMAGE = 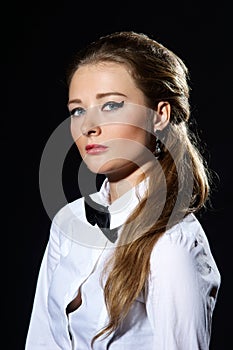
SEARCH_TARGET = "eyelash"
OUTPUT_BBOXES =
[70,100,125,118]
[102,100,124,111]
[70,107,85,118]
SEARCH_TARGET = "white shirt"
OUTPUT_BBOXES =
[25,179,221,349]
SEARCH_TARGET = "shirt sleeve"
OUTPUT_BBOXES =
[146,226,220,350]
[25,219,62,350]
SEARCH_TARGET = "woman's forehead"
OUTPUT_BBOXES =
[68,62,144,105]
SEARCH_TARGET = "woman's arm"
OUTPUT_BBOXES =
[146,223,220,350]
[25,219,62,350]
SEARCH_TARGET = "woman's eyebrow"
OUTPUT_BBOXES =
[96,92,127,99]
[68,92,127,106]
[67,98,81,106]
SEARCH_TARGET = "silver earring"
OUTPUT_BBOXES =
[153,132,162,159]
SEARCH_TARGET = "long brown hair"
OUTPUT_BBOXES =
[66,31,212,345]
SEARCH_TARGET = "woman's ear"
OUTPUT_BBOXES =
[153,101,171,131]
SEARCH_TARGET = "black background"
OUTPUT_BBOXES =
[9,1,231,349]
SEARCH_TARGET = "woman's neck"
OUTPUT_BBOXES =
[107,162,152,203]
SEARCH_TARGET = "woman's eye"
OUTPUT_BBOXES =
[102,101,124,111]
[70,107,86,117]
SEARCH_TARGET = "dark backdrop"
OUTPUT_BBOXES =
[9,2,231,349]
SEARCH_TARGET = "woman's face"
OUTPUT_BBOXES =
[68,62,154,178]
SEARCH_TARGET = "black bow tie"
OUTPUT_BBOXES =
[84,195,118,243]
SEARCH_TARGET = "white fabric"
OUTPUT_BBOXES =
[25,178,221,349]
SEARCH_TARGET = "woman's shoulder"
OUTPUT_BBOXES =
[51,196,86,232]
[166,213,205,240]
[150,213,220,279]
[156,213,206,247]
[162,212,208,246]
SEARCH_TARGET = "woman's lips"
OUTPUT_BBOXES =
[85,144,108,154]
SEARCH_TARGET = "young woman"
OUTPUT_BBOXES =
[25,31,221,349]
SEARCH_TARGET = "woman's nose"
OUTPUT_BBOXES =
[81,123,101,136]
[80,110,102,136]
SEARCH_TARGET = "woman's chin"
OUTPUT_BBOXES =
[86,160,143,183]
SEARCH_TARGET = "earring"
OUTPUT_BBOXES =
[153,132,162,159]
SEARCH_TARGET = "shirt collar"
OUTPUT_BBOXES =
[90,177,149,229]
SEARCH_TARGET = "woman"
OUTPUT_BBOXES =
[25,31,221,349]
